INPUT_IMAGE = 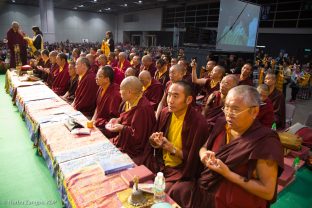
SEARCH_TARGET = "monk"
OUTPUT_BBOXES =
[264,72,286,129]
[107,52,118,67]
[143,81,210,192]
[125,67,137,77]
[51,53,70,96]
[200,59,216,78]
[46,51,59,88]
[117,52,131,73]
[86,53,98,74]
[7,21,27,67]
[141,55,157,77]
[139,70,164,110]
[71,48,80,62]
[106,76,156,164]
[238,63,253,86]
[257,84,275,128]
[36,49,51,82]
[131,55,141,74]
[72,57,99,117]
[192,60,225,105]
[97,54,107,67]
[61,61,78,104]
[154,58,170,89]
[92,66,122,138]
[156,64,185,119]
[202,74,239,125]
[170,85,284,208]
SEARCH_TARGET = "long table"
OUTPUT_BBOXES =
[5,70,178,208]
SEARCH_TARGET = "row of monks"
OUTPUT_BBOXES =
[31,48,286,208]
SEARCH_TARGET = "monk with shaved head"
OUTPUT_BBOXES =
[139,70,164,110]
[106,76,156,164]
[141,55,157,77]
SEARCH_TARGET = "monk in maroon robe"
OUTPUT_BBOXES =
[191,62,224,106]
[202,74,239,125]
[170,85,284,208]
[238,63,254,86]
[52,53,70,96]
[72,57,99,117]
[125,67,137,77]
[36,49,52,82]
[87,54,99,74]
[106,76,156,164]
[156,64,185,119]
[107,52,117,68]
[46,51,59,88]
[117,52,131,73]
[265,72,286,129]
[61,61,78,104]
[143,81,210,192]
[92,66,122,138]
[139,71,164,110]
[131,55,141,76]
[7,21,27,67]
[257,84,275,128]
[141,55,157,77]
[154,58,170,89]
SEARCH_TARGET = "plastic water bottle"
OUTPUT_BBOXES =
[272,122,277,131]
[293,157,300,171]
[154,172,166,203]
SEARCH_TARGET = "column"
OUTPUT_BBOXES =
[39,0,55,43]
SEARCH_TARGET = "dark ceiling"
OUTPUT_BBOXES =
[3,0,217,14]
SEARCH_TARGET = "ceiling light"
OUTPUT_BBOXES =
[124,3,128,7]
[94,0,97,2]
[138,0,142,3]
[73,7,77,9]
[105,7,111,11]
[12,0,15,2]
[98,9,102,12]
[78,4,84,7]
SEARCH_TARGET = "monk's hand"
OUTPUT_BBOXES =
[200,150,215,166]
[191,59,197,70]
[149,132,164,148]
[161,137,173,152]
[206,159,230,177]
[106,123,123,132]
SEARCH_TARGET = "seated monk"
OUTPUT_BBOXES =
[97,54,107,68]
[238,63,253,86]
[257,84,274,128]
[117,52,131,73]
[106,76,156,164]
[202,74,239,125]
[125,67,137,77]
[131,55,141,75]
[156,64,185,119]
[191,60,225,106]
[46,51,59,88]
[31,50,45,78]
[264,72,286,129]
[170,85,284,208]
[139,70,164,110]
[141,55,157,77]
[143,81,210,192]
[86,53,98,74]
[154,58,169,89]
[51,53,70,96]
[92,65,122,138]
[72,57,99,117]
[107,52,118,68]
[71,48,80,63]
[61,61,78,104]
[36,49,51,82]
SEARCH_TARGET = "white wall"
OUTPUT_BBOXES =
[117,8,162,43]
[0,3,117,43]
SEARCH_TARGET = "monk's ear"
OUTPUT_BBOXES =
[186,95,193,105]
[251,106,259,118]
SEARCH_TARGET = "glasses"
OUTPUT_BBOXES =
[221,106,255,117]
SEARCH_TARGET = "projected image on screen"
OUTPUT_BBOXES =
[216,0,260,52]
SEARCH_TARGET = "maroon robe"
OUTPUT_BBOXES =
[65,75,79,104]
[110,96,156,164]
[154,69,170,90]
[94,83,122,138]
[51,63,70,96]
[7,28,27,68]
[269,88,286,130]
[257,98,274,128]
[47,63,59,88]
[132,63,141,76]
[203,91,224,126]
[202,79,220,105]
[112,67,125,85]
[90,64,99,74]
[117,59,131,73]
[143,79,164,110]
[170,118,284,208]
[142,64,157,77]
[38,59,52,82]
[238,76,253,86]
[143,106,210,191]
[108,59,118,68]
[73,70,99,117]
